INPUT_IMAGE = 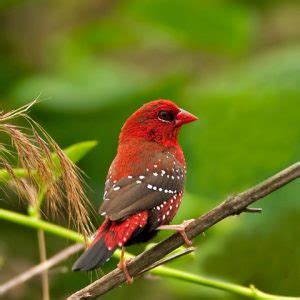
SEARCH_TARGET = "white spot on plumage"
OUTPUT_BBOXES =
[128,175,133,178]
[161,170,166,175]
[118,242,122,247]
[156,206,160,210]
[136,180,142,184]
[154,164,158,168]
[147,184,153,189]
[153,186,157,190]
[101,212,106,216]
[162,215,166,220]
[113,180,117,183]
[113,186,120,191]
[153,172,158,176]
[139,175,145,179]
[164,189,168,193]
[171,176,175,179]
[159,188,163,191]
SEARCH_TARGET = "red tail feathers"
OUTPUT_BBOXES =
[72,212,148,271]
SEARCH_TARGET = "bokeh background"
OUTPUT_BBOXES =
[0,0,300,299]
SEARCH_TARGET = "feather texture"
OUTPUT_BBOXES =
[72,99,197,272]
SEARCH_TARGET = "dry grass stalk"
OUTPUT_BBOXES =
[0,100,93,238]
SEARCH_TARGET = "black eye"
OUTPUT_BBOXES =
[158,110,175,122]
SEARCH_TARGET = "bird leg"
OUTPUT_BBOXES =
[158,219,195,247]
[117,246,133,284]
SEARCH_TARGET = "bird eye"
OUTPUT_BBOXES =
[158,110,175,122]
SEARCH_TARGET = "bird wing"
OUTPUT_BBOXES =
[99,152,185,221]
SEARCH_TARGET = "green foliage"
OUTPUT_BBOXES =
[0,0,299,299]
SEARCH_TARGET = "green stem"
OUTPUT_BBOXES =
[0,209,84,243]
[150,266,297,299]
[0,208,297,299]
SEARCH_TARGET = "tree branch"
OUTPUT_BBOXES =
[68,162,300,299]
[0,244,83,296]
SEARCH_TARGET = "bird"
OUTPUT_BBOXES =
[72,99,198,283]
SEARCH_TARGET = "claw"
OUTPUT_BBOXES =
[118,247,133,284]
[158,219,195,247]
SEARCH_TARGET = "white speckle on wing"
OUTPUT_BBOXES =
[128,175,133,179]
[136,180,142,184]
[113,186,120,191]
[153,172,158,176]
[147,184,153,189]
[139,175,145,179]
[100,212,106,216]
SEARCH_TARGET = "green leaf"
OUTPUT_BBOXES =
[52,140,98,166]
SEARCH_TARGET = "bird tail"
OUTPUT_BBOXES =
[72,211,149,271]
[72,220,116,272]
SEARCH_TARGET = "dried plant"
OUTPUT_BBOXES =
[0,100,93,238]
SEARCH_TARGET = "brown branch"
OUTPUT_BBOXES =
[0,243,83,296]
[68,162,300,299]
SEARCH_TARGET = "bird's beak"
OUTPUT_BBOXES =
[176,109,198,126]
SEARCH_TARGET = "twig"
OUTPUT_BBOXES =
[0,204,298,299]
[140,247,195,275]
[37,229,49,300]
[68,162,300,299]
[0,244,83,296]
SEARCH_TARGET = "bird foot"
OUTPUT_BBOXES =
[117,259,133,284]
[118,247,133,284]
[158,219,195,247]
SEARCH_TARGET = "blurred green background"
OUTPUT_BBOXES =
[0,0,300,299]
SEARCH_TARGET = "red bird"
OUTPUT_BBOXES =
[73,100,198,282]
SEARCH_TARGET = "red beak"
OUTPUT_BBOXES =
[176,109,198,126]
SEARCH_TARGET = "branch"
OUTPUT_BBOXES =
[0,244,83,296]
[0,184,299,299]
[68,162,300,299]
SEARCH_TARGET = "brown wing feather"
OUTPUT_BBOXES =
[99,152,185,221]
